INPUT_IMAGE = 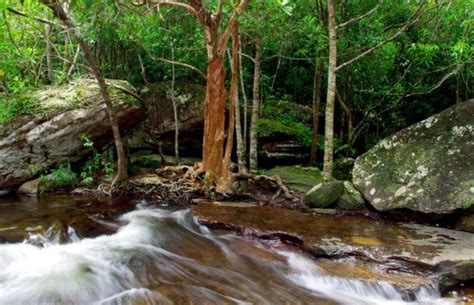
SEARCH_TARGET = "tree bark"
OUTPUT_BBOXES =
[309,55,324,166]
[170,41,179,162]
[323,0,337,181]
[227,26,246,174]
[40,0,128,184]
[249,37,262,173]
[202,53,227,180]
[222,24,240,182]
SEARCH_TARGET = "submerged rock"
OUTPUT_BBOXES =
[304,180,344,208]
[353,100,474,214]
[0,79,144,189]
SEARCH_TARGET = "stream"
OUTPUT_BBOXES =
[0,195,468,305]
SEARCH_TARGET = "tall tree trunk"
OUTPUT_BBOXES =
[227,30,247,174]
[239,45,249,150]
[323,0,337,181]
[309,55,324,166]
[249,37,262,173]
[456,68,461,104]
[202,51,227,180]
[222,24,240,182]
[170,41,179,162]
[40,0,128,184]
[45,24,54,83]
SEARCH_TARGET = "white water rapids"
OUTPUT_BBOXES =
[0,205,457,305]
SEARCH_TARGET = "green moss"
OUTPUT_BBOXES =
[257,118,311,147]
[265,166,323,192]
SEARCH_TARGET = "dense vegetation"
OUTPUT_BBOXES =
[0,0,472,168]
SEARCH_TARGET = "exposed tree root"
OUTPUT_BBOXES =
[70,163,299,209]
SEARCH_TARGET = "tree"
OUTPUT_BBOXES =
[39,0,128,185]
[322,0,424,180]
[131,0,249,183]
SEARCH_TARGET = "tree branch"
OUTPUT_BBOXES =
[336,1,381,30]
[6,7,65,28]
[336,3,424,71]
[220,0,249,52]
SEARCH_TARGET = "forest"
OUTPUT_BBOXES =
[0,0,473,304]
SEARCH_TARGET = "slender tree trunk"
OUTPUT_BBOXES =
[40,0,128,184]
[348,111,353,144]
[138,53,150,87]
[170,41,180,162]
[222,24,240,182]
[45,24,54,83]
[323,0,337,181]
[239,44,249,150]
[235,83,247,173]
[66,45,80,81]
[456,68,461,104]
[249,37,262,173]
[309,55,324,166]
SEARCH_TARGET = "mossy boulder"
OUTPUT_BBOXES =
[335,181,366,210]
[265,166,322,193]
[304,180,344,208]
[0,79,144,189]
[353,100,474,214]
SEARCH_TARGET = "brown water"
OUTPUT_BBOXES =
[0,195,468,305]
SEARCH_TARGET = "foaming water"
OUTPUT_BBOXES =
[279,251,453,305]
[0,206,457,305]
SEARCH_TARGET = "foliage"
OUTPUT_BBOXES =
[0,0,472,157]
[39,163,77,191]
[79,134,115,186]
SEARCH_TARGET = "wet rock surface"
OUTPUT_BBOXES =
[0,79,144,189]
[194,204,474,289]
[0,194,135,243]
[353,100,474,214]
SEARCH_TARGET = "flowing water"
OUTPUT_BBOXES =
[0,195,465,305]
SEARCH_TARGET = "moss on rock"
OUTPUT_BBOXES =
[353,100,474,214]
[304,180,345,208]
[265,165,323,193]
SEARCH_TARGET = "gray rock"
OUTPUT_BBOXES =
[17,179,40,195]
[353,100,474,214]
[335,181,366,210]
[304,180,344,208]
[0,79,144,189]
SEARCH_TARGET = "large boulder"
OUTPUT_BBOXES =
[353,100,474,214]
[0,79,144,189]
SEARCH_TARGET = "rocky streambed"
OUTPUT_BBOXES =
[194,203,474,298]
[1,194,473,304]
